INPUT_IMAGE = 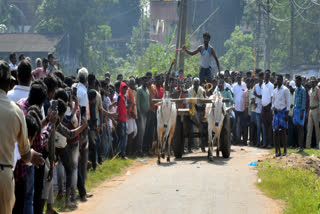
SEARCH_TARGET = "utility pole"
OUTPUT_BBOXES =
[265,0,271,70]
[290,0,294,75]
[174,0,183,72]
[178,0,187,72]
[255,0,262,69]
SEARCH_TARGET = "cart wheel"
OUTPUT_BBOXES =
[173,115,184,159]
[220,114,231,158]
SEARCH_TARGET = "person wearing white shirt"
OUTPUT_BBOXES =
[187,78,205,98]
[272,75,290,157]
[76,68,88,117]
[7,60,32,102]
[75,68,89,188]
[224,82,233,92]
[7,60,37,214]
[252,72,266,147]
[232,74,248,145]
[9,52,18,70]
[248,78,257,146]
[287,81,297,148]
[261,71,274,148]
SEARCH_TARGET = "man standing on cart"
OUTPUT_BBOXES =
[182,32,220,83]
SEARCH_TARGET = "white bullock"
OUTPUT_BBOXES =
[156,93,177,164]
[206,92,226,161]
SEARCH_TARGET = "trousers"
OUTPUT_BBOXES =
[306,109,320,148]
[137,112,147,154]
[0,168,15,214]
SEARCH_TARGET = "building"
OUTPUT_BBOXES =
[0,33,79,74]
[150,0,179,43]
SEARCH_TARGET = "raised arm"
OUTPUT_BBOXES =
[211,48,220,72]
[165,59,176,78]
[165,59,177,90]
[182,45,202,56]
[56,118,87,139]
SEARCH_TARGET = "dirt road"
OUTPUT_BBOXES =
[71,146,282,214]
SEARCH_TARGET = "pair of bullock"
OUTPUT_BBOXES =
[154,92,231,164]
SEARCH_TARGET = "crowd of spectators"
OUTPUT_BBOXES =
[0,52,319,214]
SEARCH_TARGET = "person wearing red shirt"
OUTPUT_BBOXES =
[178,69,185,80]
[155,75,164,99]
[116,82,128,159]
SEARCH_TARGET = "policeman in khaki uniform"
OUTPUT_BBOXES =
[306,76,320,148]
[0,61,44,214]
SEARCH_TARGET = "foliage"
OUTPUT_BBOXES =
[107,0,141,39]
[219,26,254,71]
[0,24,8,33]
[0,1,27,32]
[257,158,320,214]
[242,0,320,72]
[35,0,117,73]
[85,158,133,191]
[127,12,151,60]
[86,25,113,77]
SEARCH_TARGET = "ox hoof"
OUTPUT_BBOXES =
[157,159,161,165]
[161,153,165,159]
[209,156,214,162]
[167,157,170,162]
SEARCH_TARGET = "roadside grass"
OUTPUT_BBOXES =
[268,148,320,157]
[257,149,320,214]
[286,148,320,157]
[52,158,134,212]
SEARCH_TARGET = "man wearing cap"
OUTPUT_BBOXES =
[306,76,320,148]
[0,60,44,214]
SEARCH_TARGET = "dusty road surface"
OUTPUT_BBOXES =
[71,146,282,214]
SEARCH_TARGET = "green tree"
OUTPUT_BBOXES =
[35,0,117,71]
[0,1,27,32]
[242,0,320,72]
[219,26,254,71]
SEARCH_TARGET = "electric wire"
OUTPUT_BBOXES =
[292,0,313,10]
[291,0,320,25]
[311,0,320,6]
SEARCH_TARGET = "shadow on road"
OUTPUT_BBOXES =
[174,155,232,166]
[157,161,177,167]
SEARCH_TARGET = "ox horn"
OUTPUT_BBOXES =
[204,82,214,93]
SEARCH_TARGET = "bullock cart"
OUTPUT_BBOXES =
[153,97,232,161]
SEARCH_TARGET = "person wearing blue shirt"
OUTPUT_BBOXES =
[213,79,233,107]
[293,75,306,152]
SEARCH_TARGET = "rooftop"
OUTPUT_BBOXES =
[0,33,64,53]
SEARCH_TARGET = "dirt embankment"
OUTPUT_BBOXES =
[263,153,320,176]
